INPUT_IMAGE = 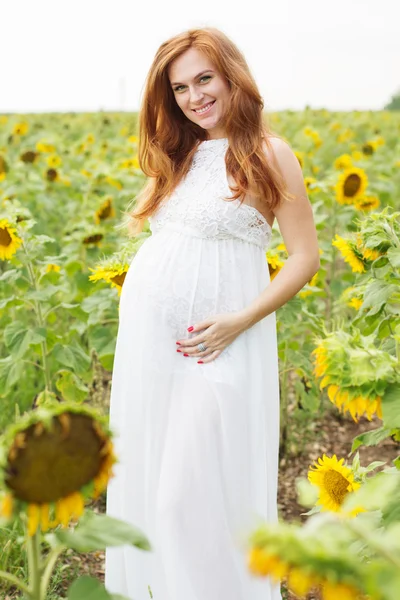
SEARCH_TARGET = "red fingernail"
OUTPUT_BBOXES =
[198,360,204,364]
[176,349,182,353]
[176,342,181,345]
[183,353,189,357]
[187,326,194,332]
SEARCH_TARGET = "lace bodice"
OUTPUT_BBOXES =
[148,138,272,250]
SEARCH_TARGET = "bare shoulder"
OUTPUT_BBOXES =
[261,135,320,266]
[262,136,302,178]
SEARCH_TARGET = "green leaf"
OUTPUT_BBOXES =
[68,576,111,600]
[381,383,400,428]
[88,325,117,359]
[0,295,17,309]
[52,343,91,376]
[0,357,24,396]
[362,280,398,316]
[4,321,46,359]
[25,284,65,301]
[55,511,152,553]
[387,247,400,268]
[55,370,89,403]
[351,426,392,452]
[394,456,400,470]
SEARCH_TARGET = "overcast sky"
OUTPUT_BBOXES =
[1,0,399,113]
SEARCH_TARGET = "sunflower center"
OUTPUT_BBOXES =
[0,227,12,247]
[111,272,127,286]
[343,174,361,197]
[323,470,349,505]
[5,413,107,503]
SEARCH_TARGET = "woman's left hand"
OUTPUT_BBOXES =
[176,312,249,363]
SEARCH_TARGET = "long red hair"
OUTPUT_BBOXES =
[124,27,293,236]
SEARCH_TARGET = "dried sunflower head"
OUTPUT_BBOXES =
[0,402,116,536]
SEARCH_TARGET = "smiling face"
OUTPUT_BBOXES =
[168,47,231,140]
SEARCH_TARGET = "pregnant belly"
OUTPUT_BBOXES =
[122,231,250,336]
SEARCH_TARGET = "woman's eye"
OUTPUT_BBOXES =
[173,75,211,92]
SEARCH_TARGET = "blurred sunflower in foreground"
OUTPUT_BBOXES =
[0,217,23,260]
[0,399,116,537]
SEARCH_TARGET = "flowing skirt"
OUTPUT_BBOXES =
[105,225,281,600]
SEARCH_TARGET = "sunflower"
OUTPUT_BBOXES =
[0,402,116,536]
[20,150,38,164]
[46,154,62,168]
[326,385,382,422]
[0,154,8,174]
[94,196,116,224]
[361,246,381,261]
[46,263,61,273]
[348,297,363,310]
[335,167,368,205]
[333,154,353,170]
[308,454,361,512]
[294,151,305,169]
[354,195,380,212]
[247,547,289,582]
[12,122,29,136]
[89,261,129,295]
[304,176,319,193]
[361,140,379,156]
[0,218,23,260]
[119,157,140,170]
[267,252,285,280]
[83,233,104,246]
[36,140,56,153]
[332,234,366,273]
[45,168,59,182]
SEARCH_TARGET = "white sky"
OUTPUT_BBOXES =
[1,0,399,113]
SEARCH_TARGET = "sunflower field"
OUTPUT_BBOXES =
[0,109,399,599]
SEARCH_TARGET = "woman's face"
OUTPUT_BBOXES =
[168,47,231,140]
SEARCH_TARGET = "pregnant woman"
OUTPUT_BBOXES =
[105,26,320,600]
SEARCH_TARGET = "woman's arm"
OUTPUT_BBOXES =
[238,137,321,330]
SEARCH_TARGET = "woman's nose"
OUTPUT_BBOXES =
[189,88,205,104]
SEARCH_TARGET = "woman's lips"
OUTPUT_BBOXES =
[192,100,216,116]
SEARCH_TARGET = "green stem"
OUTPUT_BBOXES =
[21,240,52,392]
[40,545,66,598]
[279,339,289,453]
[27,533,42,599]
[0,570,31,595]
[23,359,45,371]
[326,198,338,328]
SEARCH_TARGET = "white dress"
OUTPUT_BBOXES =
[105,137,281,600]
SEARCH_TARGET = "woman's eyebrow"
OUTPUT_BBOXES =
[170,70,214,86]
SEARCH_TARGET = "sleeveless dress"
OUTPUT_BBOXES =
[105,137,281,600]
